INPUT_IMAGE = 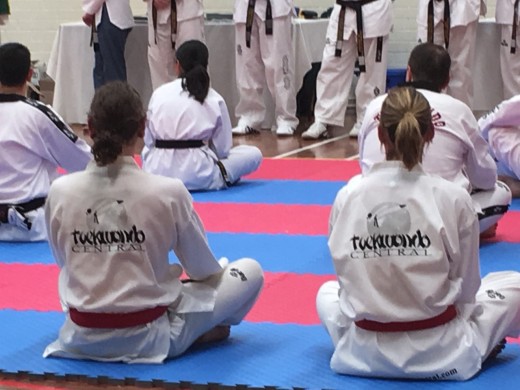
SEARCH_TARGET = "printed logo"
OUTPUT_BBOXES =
[349,203,432,259]
[230,268,248,281]
[374,87,380,96]
[71,200,146,253]
[501,39,509,47]
[282,55,289,75]
[486,290,505,300]
[237,44,242,56]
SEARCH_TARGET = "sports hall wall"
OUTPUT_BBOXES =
[0,1,498,71]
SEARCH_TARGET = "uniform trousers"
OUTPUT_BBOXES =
[0,208,46,242]
[488,127,520,180]
[147,16,205,90]
[94,5,131,89]
[316,272,520,380]
[418,21,478,108]
[219,145,263,187]
[314,33,388,127]
[471,181,512,232]
[500,25,520,99]
[234,15,298,130]
[168,258,264,357]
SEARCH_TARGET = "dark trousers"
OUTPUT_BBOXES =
[93,4,131,89]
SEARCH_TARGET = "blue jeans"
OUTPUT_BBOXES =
[93,4,131,89]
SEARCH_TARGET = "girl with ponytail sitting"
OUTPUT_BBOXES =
[142,40,262,191]
[316,86,520,380]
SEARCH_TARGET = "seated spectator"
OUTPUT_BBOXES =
[0,42,91,241]
[142,40,262,191]
[317,86,520,380]
[43,81,264,363]
[358,43,511,236]
[478,95,520,198]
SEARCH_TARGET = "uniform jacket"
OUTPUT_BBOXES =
[82,0,134,29]
[145,0,204,24]
[0,94,91,241]
[142,78,233,191]
[43,157,222,362]
[234,0,294,23]
[496,0,520,25]
[417,0,483,28]
[358,88,497,192]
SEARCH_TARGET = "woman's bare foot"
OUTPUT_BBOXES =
[195,326,231,344]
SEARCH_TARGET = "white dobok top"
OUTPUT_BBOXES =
[145,0,204,24]
[417,0,483,29]
[82,0,134,30]
[234,0,294,23]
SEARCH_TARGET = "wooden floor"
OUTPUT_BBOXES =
[0,115,359,390]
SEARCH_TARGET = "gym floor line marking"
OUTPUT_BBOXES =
[273,133,351,159]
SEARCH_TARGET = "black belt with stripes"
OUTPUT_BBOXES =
[511,0,520,54]
[427,0,450,49]
[152,0,178,49]
[246,0,273,48]
[0,197,46,224]
[335,0,382,72]
[155,140,204,149]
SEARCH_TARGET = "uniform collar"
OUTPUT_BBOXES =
[369,161,425,175]
[87,156,140,175]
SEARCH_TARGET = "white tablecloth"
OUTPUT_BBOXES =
[47,19,328,125]
[47,18,502,125]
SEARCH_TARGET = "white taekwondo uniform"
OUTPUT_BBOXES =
[496,0,520,99]
[142,79,262,191]
[478,95,520,180]
[316,161,520,380]
[233,0,299,133]
[82,0,134,30]
[313,0,393,131]
[417,0,486,108]
[43,157,264,363]
[358,87,511,233]
[0,94,91,242]
[145,0,205,90]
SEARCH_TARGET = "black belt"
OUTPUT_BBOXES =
[246,0,273,48]
[335,0,382,72]
[0,197,46,228]
[511,0,520,54]
[152,0,177,49]
[427,0,450,49]
[155,140,204,149]
[478,205,509,220]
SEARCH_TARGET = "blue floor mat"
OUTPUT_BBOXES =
[0,310,518,390]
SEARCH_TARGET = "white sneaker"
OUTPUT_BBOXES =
[349,121,362,138]
[276,124,295,136]
[301,121,328,139]
[232,124,259,135]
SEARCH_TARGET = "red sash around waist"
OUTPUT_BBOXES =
[355,305,457,332]
[69,306,168,329]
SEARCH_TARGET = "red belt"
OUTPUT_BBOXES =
[355,305,457,332]
[69,306,168,329]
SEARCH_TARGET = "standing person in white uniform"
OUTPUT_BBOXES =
[232,0,299,136]
[496,0,520,99]
[416,0,486,107]
[0,43,92,242]
[478,94,520,197]
[317,86,520,380]
[43,81,264,363]
[145,0,205,90]
[143,40,262,191]
[302,0,393,139]
[82,0,134,89]
[358,43,511,235]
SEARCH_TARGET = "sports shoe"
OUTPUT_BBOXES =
[349,121,362,138]
[276,124,295,136]
[232,124,259,135]
[301,121,328,139]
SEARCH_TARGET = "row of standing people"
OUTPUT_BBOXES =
[1,40,520,382]
[81,1,520,140]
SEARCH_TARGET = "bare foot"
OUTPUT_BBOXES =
[195,326,231,344]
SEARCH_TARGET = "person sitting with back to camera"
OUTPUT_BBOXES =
[43,81,264,363]
[358,43,511,238]
[0,42,92,242]
[317,85,520,380]
[142,40,262,191]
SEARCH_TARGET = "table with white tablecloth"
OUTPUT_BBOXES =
[47,18,504,125]
[47,18,328,126]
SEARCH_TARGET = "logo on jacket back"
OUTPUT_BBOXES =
[350,202,432,259]
[70,200,146,253]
